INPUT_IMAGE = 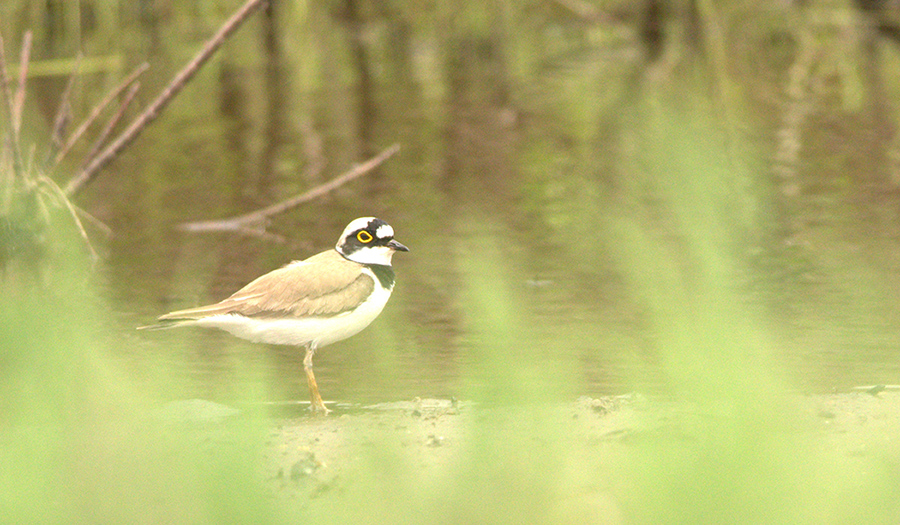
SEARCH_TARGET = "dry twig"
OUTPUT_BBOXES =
[64,0,269,196]
[179,143,401,234]
[0,36,15,181]
[0,36,10,124]
[53,62,149,168]
[81,82,141,169]
[0,34,25,174]
[11,32,31,140]
[46,54,82,165]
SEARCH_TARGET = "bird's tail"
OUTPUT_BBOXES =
[136,319,193,331]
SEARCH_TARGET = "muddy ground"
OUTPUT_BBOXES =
[161,390,900,521]
[252,391,900,511]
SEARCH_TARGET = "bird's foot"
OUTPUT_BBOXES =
[310,402,331,416]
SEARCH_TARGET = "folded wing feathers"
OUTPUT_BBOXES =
[157,251,374,321]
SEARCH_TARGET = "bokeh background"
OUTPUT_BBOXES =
[3,0,900,522]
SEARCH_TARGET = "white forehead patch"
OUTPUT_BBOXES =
[342,217,377,236]
[375,224,394,239]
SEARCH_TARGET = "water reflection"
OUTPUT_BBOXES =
[10,1,900,404]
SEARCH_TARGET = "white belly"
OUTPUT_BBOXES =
[193,284,392,348]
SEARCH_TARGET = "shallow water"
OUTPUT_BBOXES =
[12,2,900,405]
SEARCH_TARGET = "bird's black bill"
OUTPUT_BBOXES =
[388,240,409,252]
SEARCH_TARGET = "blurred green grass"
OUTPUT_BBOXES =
[3,93,900,525]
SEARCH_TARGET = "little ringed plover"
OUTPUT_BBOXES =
[144,217,408,414]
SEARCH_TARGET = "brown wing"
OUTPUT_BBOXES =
[158,250,374,321]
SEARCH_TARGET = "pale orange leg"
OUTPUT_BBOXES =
[303,345,330,415]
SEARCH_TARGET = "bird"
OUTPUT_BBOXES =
[143,217,408,414]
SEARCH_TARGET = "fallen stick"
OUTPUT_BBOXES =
[178,143,401,234]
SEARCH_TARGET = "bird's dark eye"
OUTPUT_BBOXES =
[357,230,373,243]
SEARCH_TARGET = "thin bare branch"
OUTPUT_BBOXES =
[0,36,10,208]
[0,36,13,134]
[46,53,83,165]
[53,61,149,168]
[81,81,141,169]
[11,31,32,139]
[0,35,24,177]
[179,143,401,234]
[49,93,72,151]
[64,0,269,196]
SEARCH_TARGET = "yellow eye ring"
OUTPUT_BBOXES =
[357,231,373,243]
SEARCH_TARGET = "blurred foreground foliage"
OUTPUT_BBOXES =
[2,0,900,523]
[3,93,899,523]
